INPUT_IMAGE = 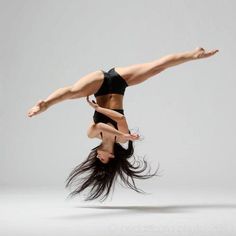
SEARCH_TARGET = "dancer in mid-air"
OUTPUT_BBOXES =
[27,47,219,201]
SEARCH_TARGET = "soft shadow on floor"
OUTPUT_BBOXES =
[78,203,236,211]
[52,203,236,220]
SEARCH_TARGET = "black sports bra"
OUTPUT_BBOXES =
[93,109,124,142]
[94,68,128,97]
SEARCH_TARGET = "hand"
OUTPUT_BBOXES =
[123,133,140,141]
[27,99,48,117]
[192,47,219,60]
[86,96,99,110]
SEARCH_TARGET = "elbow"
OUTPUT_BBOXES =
[118,115,125,121]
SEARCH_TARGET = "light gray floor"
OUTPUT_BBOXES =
[0,187,236,236]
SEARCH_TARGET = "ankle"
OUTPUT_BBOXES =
[44,100,50,109]
[183,50,195,60]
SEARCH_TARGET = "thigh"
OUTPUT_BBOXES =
[70,70,104,99]
[115,61,165,87]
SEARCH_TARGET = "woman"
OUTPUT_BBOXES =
[27,47,219,201]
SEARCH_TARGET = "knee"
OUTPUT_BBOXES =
[69,86,84,99]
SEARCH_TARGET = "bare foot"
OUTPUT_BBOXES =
[27,100,48,117]
[192,47,219,59]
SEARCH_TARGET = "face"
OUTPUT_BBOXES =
[96,149,115,164]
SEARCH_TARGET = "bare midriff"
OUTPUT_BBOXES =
[95,94,124,109]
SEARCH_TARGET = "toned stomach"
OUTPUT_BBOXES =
[95,94,124,109]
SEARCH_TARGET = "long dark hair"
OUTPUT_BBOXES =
[65,140,161,201]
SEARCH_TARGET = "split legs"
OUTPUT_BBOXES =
[27,47,218,117]
[115,47,219,87]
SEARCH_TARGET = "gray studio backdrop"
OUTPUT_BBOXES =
[1,0,235,195]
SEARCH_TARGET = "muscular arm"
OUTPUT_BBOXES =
[95,106,124,121]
